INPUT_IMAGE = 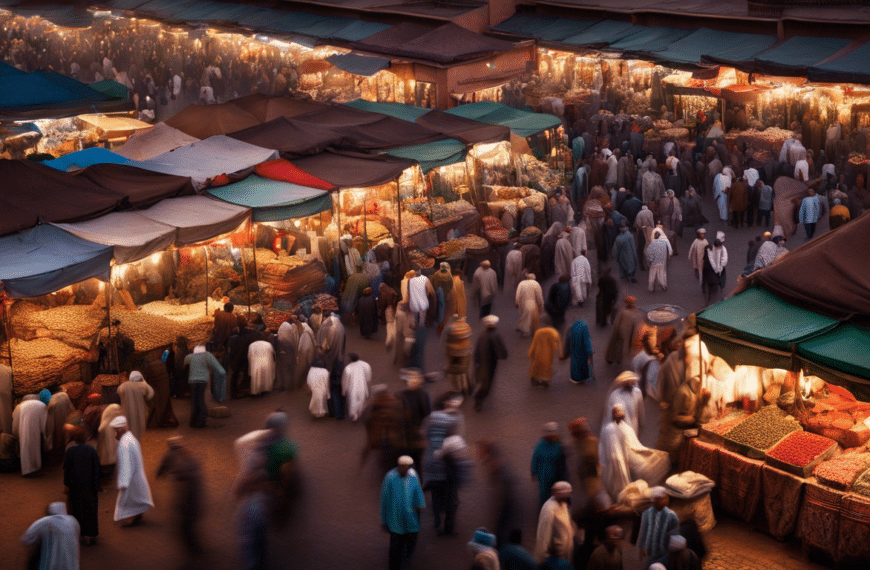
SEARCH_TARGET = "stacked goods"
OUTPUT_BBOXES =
[408,249,434,270]
[520,226,542,243]
[459,235,489,254]
[699,409,750,443]
[734,127,794,155]
[813,453,870,491]
[441,239,465,259]
[258,259,327,300]
[852,468,870,497]
[521,192,547,214]
[723,405,802,458]
[269,254,306,267]
[110,309,213,352]
[482,216,509,245]
[766,431,839,477]
[17,305,107,351]
[263,308,293,331]
[424,245,445,258]
[516,157,564,192]
[347,218,391,242]
[7,338,90,395]
[653,120,673,131]
[139,301,212,323]
[255,248,277,267]
[400,212,433,236]
[438,200,476,216]
[805,398,870,448]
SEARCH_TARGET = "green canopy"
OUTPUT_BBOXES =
[207,174,332,222]
[752,37,851,76]
[489,13,599,43]
[382,139,466,173]
[88,80,130,100]
[647,27,776,66]
[445,102,561,138]
[798,324,870,381]
[326,54,390,77]
[808,40,870,85]
[344,99,430,122]
[561,20,635,48]
[605,26,692,53]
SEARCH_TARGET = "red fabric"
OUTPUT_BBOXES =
[761,465,805,540]
[679,438,720,484]
[798,481,844,559]
[717,448,763,523]
[839,494,870,563]
[210,173,231,187]
[255,158,334,190]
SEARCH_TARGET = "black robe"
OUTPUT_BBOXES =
[356,293,378,337]
[473,329,508,405]
[63,443,100,537]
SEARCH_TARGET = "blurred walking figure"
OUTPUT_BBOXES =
[534,481,576,564]
[306,360,330,419]
[473,316,508,411]
[12,393,47,476]
[63,427,100,545]
[184,346,225,428]
[381,455,425,570]
[342,353,372,421]
[528,323,563,388]
[111,416,153,527]
[444,318,474,395]
[596,267,619,327]
[515,274,543,337]
[117,371,153,441]
[397,369,431,469]
[362,387,405,473]
[564,318,594,385]
[531,423,569,507]
[157,436,204,558]
[470,260,498,318]
[477,441,522,547]
[423,392,465,536]
[22,502,80,570]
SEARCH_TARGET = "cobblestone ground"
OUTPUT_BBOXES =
[0,196,842,570]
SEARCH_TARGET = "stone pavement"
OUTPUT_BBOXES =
[0,196,840,570]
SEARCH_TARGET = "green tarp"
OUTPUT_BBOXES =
[561,20,635,48]
[799,324,870,381]
[697,287,839,351]
[753,37,852,75]
[344,99,430,122]
[445,101,560,138]
[382,139,467,173]
[490,13,599,42]
[646,27,776,66]
[207,174,332,222]
[606,25,692,53]
[326,54,390,77]
[809,41,870,85]
[88,80,130,100]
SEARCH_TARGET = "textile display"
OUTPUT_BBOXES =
[797,481,843,559]
[717,448,762,523]
[678,438,719,484]
[838,494,870,563]
[761,465,805,540]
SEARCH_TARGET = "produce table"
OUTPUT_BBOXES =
[682,436,870,562]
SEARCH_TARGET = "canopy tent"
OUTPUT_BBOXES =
[808,41,870,85]
[344,99,430,123]
[606,25,692,53]
[696,286,840,370]
[292,150,416,189]
[88,80,130,100]
[640,27,776,67]
[291,105,445,150]
[114,122,200,161]
[560,20,635,48]
[798,324,870,382]
[254,159,334,190]
[228,117,344,158]
[445,101,561,138]
[382,139,467,173]
[71,163,197,209]
[137,195,250,246]
[754,211,870,319]
[772,176,809,240]
[164,102,261,139]
[0,160,123,236]
[52,213,177,265]
[0,70,110,111]
[136,135,279,188]
[0,60,24,77]
[207,175,332,222]
[326,53,391,76]
[748,36,853,77]
[0,224,113,298]
[490,13,600,42]
[354,22,517,65]
[43,147,134,171]
[229,94,330,123]
[78,114,154,140]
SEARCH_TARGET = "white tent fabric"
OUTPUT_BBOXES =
[137,195,250,246]
[135,135,279,188]
[114,122,200,161]
[52,213,177,265]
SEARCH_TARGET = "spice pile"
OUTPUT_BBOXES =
[482,216,509,245]
[521,226,542,239]
[459,235,488,252]
[767,431,836,467]
[441,239,464,258]
[813,453,870,490]
[701,410,750,435]
[7,338,90,394]
[723,405,802,452]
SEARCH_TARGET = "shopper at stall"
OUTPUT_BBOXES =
[21,502,80,570]
[657,375,709,463]
[275,317,300,392]
[534,481,575,563]
[528,322,563,388]
[45,391,75,456]
[248,338,275,397]
[117,371,154,441]
[316,311,346,375]
[97,403,122,471]
[184,346,226,428]
[211,302,239,357]
[470,260,498,319]
[12,393,47,476]
[605,296,644,365]
[63,427,100,545]
[636,488,679,568]
[599,405,668,501]
[515,274,544,337]
[111,416,153,527]
[646,228,672,293]
[631,332,662,400]
[728,175,749,229]
[356,287,379,339]
[702,232,728,306]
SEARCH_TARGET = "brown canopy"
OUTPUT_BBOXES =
[291,105,445,150]
[228,117,345,158]
[772,176,809,240]
[755,210,870,318]
[356,22,517,64]
[164,102,261,139]
[416,110,511,145]
[229,94,330,122]
[72,163,196,209]
[292,150,415,189]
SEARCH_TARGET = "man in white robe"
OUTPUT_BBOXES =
[599,405,669,501]
[408,271,432,324]
[0,363,12,435]
[687,228,708,283]
[570,254,592,305]
[713,169,733,221]
[316,313,346,375]
[306,362,330,418]
[97,404,122,468]
[504,249,525,295]
[248,339,275,396]
[117,371,153,442]
[342,353,372,421]
[554,234,574,280]
[12,394,47,476]
[604,372,645,436]
[470,260,499,319]
[22,502,80,570]
[534,481,576,563]
[111,416,153,525]
[515,274,544,337]
[570,224,587,258]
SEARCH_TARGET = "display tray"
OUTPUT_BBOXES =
[698,410,752,446]
[723,437,769,460]
[765,442,838,478]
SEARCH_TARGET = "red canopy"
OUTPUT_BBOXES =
[254,158,335,191]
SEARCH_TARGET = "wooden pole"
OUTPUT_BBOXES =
[396,177,403,245]
[204,246,209,317]
[239,237,252,319]
[3,301,13,392]
[250,224,260,305]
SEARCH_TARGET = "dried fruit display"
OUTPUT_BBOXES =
[813,453,870,490]
[6,338,90,394]
[109,309,213,353]
[767,431,837,467]
[459,235,488,252]
[702,410,750,435]
[852,467,870,497]
[441,239,464,258]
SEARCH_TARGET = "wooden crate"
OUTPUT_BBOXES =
[765,441,838,478]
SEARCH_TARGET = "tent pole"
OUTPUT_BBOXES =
[204,246,209,317]
[106,281,120,374]
[250,223,260,306]
[240,236,252,319]
[396,177,403,245]
[3,301,13,393]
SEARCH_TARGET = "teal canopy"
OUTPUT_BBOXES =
[490,13,599,42]
[561,20,635,48]
[606,26,692,53]
[648,27,776,66]
[326,54,390,77]
[344,99,430,122]
[809,40,870,84]
[752,37,851,75]
[798,324,870,381]
[445,102,560,138]
[44,148,133,171]
[382,139,467,173]
[89,80,130,100]
[0,70,109,110]
[207,174,332,222]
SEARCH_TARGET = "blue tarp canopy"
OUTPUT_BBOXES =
[207,175,331,222]
[808,41,870,84]
[0,70,109,110]
[382,139,467,173]
[445,101,561,138]
[751,37,852,76]
[0,224,113,298]
[643,27,776,66]
[326,53,390,76]
[43,148,134,171]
